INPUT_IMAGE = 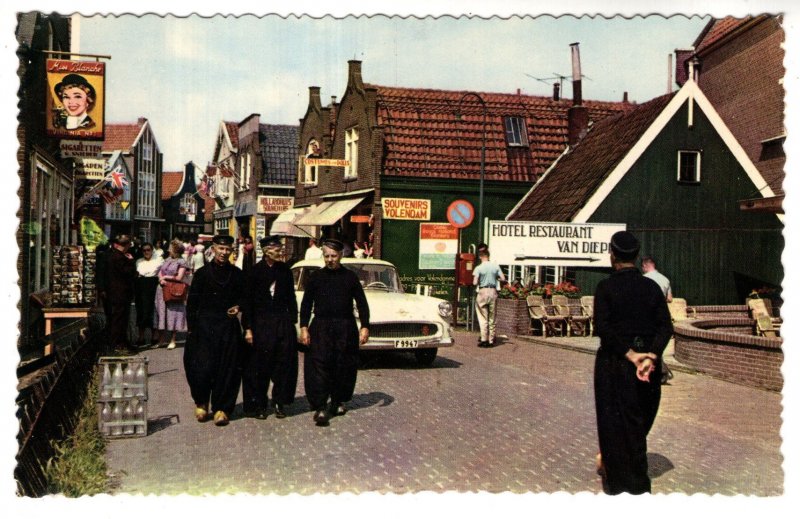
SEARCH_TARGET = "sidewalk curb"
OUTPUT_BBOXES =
[511,334,702,376]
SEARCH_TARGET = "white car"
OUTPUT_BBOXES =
[292,258,454,365]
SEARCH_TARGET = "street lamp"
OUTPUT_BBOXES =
[457,92,487,244]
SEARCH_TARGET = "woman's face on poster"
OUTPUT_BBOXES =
[60,86,92,117]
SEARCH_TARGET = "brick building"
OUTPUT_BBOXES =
[289,59,629,296]
[101,117,165,242]
[16,13,75,358]
[676,15,785,213]
[161,162,206,240]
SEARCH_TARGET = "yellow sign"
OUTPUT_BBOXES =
[120,201,130,210]
[382,197,431,221]
[304,158,350,167]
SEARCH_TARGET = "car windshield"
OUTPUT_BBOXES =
[295,263,403,292]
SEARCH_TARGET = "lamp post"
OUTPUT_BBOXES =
[457,92,487,244]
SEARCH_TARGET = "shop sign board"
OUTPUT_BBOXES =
[257,195,294,214]
[74,158,106,180]
[488,220,626,267]
[60,140,103,158]
[46,59,105,140]
[304,158,350,167]
[419,223,459,270]
[382,197,431,220]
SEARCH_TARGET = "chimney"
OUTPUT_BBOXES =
[623,91,629,103]
[667,53,673,94]
[348,59,363,85]
[570,42,582,106]
[674,48,694,87]
[309,86,322,111]
[138,117,147,126]
[331,95,337,105]
[567,42,589,146]
[553,83,560,101]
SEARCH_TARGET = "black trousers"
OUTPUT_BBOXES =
[134,277,158,328]
[105,298,132,349]
[241,315,298,412]
[303,318,359,411]
[183,312,243,415]
[594,347,662,495]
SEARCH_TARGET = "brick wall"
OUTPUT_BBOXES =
[674,318,783,391]
[495,298,530,336]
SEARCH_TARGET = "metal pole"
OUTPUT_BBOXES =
[457,92,487,244]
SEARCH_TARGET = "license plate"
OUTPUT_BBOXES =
[394,339,419,349]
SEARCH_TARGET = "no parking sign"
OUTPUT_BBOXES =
[446,199,474,229]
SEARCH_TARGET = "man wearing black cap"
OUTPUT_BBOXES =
[593,230,673,494]
[184,234,245,426]
[101,234,136,353]
[299,238,370,426]
[240,236,298,420]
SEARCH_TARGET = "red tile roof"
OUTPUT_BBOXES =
[161,171,184,200]
[508,93,675,222]
[370,85,631,182]
[224,121,239,149]
[693,17,757,55]
[102,122,144,152]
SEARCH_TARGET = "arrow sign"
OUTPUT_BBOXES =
[489,220,626,267]
[514,254,601,262]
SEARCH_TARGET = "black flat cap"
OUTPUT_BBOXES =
[610,230,639,261]
[321,238,344,252]
[259,235,282,247]
[212,235,235,246]
[54,73,96,99]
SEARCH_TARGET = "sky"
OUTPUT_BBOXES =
[75,13,710,171]
[3,0,800,516]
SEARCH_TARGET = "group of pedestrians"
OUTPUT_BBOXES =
[182,235,370,428]
[100,234,207,351]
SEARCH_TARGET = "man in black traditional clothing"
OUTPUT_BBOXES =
[241,236,298,420]
[101,234,136,353]
[593,231,673,494]
[299,238,370,426]
[184,234,245,426]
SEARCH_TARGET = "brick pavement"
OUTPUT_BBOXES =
[105,329,782,495]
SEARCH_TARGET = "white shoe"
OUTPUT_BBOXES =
[167,341,176,350]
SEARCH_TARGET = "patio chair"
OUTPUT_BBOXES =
[552,295,590,337]
[667,298,696,322]
[747,298,782,335]
[526,295,567,337]
[580,296,594,336]
[755,315,778,338]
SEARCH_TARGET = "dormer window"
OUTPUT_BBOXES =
[504,116,529,146]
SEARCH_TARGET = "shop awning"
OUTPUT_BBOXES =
[270,206,316,238]
[296,196,365,226]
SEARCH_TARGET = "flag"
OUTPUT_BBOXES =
[79,216,108,249]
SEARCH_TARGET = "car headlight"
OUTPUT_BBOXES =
[438,301,452,318]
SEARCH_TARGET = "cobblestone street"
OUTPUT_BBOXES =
[105,329,783,495]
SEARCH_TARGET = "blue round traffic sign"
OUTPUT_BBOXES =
[447,199,475,229]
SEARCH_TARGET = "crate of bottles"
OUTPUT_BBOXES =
[97,356,148,438]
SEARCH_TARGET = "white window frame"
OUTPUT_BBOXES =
[677,150,701,183]
[137,133,158,218]
[504,116,529,146]
[345,127,359,179]
[301,155,318,186]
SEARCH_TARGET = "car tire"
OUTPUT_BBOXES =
[414,348,437,366]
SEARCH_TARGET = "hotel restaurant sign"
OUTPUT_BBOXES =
[488,220,626,267]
